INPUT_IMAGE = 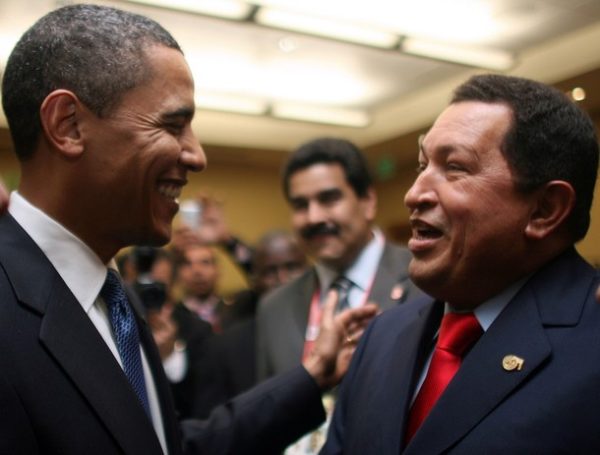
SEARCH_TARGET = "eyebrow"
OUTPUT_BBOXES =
[162,107,195,122]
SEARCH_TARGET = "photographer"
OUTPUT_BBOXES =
[130,246,214,419]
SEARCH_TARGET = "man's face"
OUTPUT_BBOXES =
[79,45,205,250]
[405,101,537,308]
[288,163,376,271]
[179,245,219,298]
[254,237,307,294]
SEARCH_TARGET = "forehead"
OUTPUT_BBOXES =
[113,45,195,115]
[422,101,513,157]
[289,163,350,195]
[185,246,214,262]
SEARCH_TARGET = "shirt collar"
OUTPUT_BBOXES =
[445,276,530,331]
[9,191,107,312]
[315,227,385,297]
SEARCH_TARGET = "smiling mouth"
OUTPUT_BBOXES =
[158,182,183,201]
[409,219,444,242]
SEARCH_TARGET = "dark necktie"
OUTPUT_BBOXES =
[405,312,482,443]
[101,269,151,418]
[331,276,353,311]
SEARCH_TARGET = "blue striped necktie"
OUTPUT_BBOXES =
[100,269,151,418]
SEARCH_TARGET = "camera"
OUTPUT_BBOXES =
[133,280,167,311]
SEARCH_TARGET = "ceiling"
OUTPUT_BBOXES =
[1,0,600,157]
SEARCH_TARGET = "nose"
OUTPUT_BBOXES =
[306,201,327,224]
[179,128,206,173]
[404,170,436,213]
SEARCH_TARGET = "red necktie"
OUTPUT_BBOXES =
[405,312,483,443]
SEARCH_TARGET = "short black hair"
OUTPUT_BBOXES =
[2,4,181,160]
[282,137,373,199]
[452,74,599,241]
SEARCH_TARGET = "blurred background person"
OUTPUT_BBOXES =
[191,229,308,418]
[255,137,423,454]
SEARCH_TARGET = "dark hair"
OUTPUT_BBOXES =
[2,4,181,160]
[452,74,599,241]
[282,137,373,199]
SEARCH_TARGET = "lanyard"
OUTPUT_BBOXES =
[302,276,375,362]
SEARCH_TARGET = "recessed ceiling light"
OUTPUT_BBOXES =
[571,87,586,102]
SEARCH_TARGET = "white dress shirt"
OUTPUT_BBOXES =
[9,191,169,454]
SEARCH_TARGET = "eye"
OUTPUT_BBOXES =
[446,161,466,172]
[289,198,308,211]
[416,162,427,174]
[164,121,186,136]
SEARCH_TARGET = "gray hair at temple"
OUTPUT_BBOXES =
[1,4,181,160]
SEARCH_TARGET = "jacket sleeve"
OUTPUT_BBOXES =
[181,365,325,455]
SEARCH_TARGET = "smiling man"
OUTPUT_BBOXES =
[321,74,600,454]
[256,138,423,453]
[0,5,378,455]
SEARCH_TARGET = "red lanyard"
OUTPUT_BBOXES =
[302,277,374,362]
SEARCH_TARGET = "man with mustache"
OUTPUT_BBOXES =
[321,74,600,454]
[256,137,423,453]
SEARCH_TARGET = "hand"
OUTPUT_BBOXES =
[147,304,179,360]
[170,225,201,256]
[302,290,378,390]
[196,195,232,245]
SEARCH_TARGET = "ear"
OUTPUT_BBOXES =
[362,187,378,222]
[39,89,84,159]
[524,181,575,240]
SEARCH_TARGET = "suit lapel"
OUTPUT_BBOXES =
[406,290,551,454]
[135,307,183,455]
[377,301,442,453]
[368,243,422,310]
[39,272,165,454]
[0,216,164,454]
[405,249,590,454]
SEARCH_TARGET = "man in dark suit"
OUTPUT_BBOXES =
[321,74,600,454]
[257,138,421,382]
[0,5,377,455]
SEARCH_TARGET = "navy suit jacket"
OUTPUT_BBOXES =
[321,248,600,454]
[0,214,325,455]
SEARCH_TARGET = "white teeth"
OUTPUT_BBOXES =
[158,183,183,200]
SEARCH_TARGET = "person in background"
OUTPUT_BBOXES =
[321,74,600,454]
[192,229,309,418]
[0,5,378,454]
[256,137,423,454]
[130,246,214,419]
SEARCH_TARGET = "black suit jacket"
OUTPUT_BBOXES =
[0,214,325,455]
[0,215,181,454]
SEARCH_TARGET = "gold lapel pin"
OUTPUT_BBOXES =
[502,355,524,371]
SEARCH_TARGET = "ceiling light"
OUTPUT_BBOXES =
[123,0,254,20]
[255,7,400,49]
[196,92,268,115]
[272,103,370,127]
[571,87,586,102]
[401,38,514,71]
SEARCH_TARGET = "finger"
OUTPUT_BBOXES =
[336,303,378,328]
[321,288,340,327]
